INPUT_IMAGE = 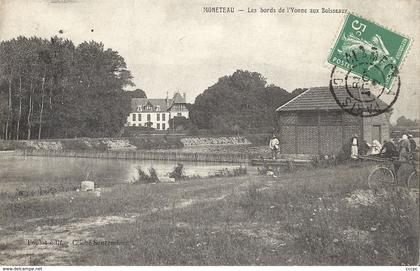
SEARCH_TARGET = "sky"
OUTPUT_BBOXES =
[0,0,419,122]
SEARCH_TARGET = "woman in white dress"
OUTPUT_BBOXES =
[351,134,359,159]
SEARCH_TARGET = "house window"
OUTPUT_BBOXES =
[156,106,160,111]
[138,113,141,121]
[145,103,153,111]
[157,113,160,121]
[137,106,142,111]
[177,112,182,117]
[147,114,151,121]
[132,114,136,121]
[162,123,165,130]
[162,114,166,121]
[157,123,160,130]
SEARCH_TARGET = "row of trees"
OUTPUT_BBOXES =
[0,36,304,139]
[0,36,133,140]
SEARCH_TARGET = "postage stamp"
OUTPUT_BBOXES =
[328,12,411,89]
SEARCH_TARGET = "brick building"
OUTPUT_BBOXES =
[275,87,391,155]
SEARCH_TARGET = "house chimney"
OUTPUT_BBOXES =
[166,91,169,107]
[183,92,186,102]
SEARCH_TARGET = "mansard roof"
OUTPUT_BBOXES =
[130,92,187,112]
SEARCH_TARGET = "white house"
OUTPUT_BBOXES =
[126,92,189,130]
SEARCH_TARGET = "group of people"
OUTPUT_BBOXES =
[270,133,417,162]
[351,134,417,161]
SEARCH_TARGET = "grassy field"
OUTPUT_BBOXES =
[0,164,418,265]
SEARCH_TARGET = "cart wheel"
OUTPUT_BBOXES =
[368,166,395,192]
[407,171,419,198]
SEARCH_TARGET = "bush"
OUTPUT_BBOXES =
[0,140,25,151]
[148,167,159,182]
[133,166,160,184]
[210,166,248,178]
[90,140,109,151]
[169,163,186,181]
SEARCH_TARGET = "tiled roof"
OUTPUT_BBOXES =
[276,86,389,112]
[172,92,185,104]
[130,98,170,112]
[130,92,186,112]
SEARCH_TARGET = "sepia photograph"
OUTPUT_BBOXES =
[0,0,418,268]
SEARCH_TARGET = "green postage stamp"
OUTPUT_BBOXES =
[328,13,411,89]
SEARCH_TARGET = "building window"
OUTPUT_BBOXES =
[177,112,182,117]
[147,114,151,121]
[132,114,136,121]
[162,123,165,130]
[157,123,160,130]
[156,106,160,111]
[146,104,153,110]
[162,114,166,121]
[138,113,141,121]
[157,113,160,121]
[137,106,142,111]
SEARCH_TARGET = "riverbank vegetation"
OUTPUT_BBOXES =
[132,167,160,184]
[0,164,417,265]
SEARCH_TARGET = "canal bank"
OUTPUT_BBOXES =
[13,149,315,169]
[17,149,250,163]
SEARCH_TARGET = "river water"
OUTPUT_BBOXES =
[0,155,248,193]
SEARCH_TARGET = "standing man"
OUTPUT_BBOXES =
[350,134,359,160]
[269,134,280,159]
[399,134,412,161]
[394,134,412,175]
[408,134,417,153]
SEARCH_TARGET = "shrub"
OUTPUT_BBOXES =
[128,137,178,150]
[169,163,186,181]
[233,165,247,175]
[133,166,160,184]
[61,139,91,150]
[210,166,248,178]
[148,167,159,182]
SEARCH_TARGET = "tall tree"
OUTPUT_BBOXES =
[125,88,147,98]
[190,70,293,133]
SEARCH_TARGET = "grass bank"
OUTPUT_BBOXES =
[0,164,418,265]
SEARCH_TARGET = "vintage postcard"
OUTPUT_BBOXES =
[0,0,418,269]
